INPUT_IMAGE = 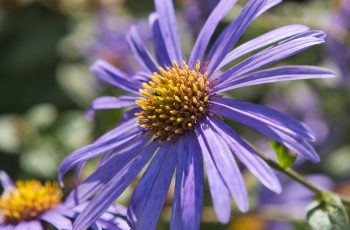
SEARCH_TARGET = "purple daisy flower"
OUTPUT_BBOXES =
[59,0,335,229]
[0,171,128,230]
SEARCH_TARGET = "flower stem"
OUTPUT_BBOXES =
[252,145,350,207]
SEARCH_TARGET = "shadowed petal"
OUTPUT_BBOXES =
[90,60,141,95]
[0,171,15,192]
[13,222,30,230]
[208,116,281,193]
[213,66,336,93]
[154,0,182,63]
[189,0,238,64]
[127,142,177,230]
[217,25,310,70]
[195,125,231,223]
[28,221,43,230]
[86,96,137,120]
[73,142,159,230]
[148,13,172,67]
[127,26,159,73]
[58,119,141,185]
[199,120,249,212]
[170,132,204,230]
[65,137,149,207]
[206,0,266,75]
[40,211,72,230]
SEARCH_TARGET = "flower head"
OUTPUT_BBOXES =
[0,180,62,224]
[0,171,128,230]
[59,0,335,229]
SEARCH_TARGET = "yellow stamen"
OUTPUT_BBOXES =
[135,61,210,142]
[0,180,62,224]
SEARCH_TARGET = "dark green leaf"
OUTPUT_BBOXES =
[269,140,297,169]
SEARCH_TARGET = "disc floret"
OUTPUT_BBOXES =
[0,180,62,224]
[136,61,210,142]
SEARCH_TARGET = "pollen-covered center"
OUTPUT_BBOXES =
[136,61,210,142]
[0,180,62,224]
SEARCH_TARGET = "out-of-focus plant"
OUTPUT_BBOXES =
[0,104,92,178]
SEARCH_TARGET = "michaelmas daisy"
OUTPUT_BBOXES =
[59,0,335,229]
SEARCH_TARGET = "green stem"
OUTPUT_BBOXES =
[252,146,350,207]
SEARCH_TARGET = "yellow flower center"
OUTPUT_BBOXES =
[0,180,62,224]
[136,61,210,142]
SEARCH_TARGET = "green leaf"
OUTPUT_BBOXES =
[307,193,350,230]
[269,140,297,169]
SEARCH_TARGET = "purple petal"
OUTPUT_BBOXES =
[170,132,204,230]
[210,97,315,141]
[154,0,182,63]
[26,221,43,230]
[132,72,151,82]
[86,96,137,120]
[195,125,231,223]
[117,107,140,126]
[256,0,281,16]
[65,137,149,207]
[210,97,319,162]
[208,116,281,193]
[59,119,141,186]
[72,142,159,230]
[198,120,249,212]
[216,30,325,83]
[40,210,72,230]
[189,0,238,64]
[217,25,310,70]
[1,224,15,230]
[127,142,177,230]
[90,60,141,95]
[127,26,159,73]
[148,13,172,67]
[14,222,30,230]
[53,204,75,218]
[213,66,335,93]
[0,171,15,192]
[206,0,266,75]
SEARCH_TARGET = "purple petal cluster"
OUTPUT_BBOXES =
[59,0,335,229]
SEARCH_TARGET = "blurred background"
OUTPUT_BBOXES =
[0,0,349,229]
